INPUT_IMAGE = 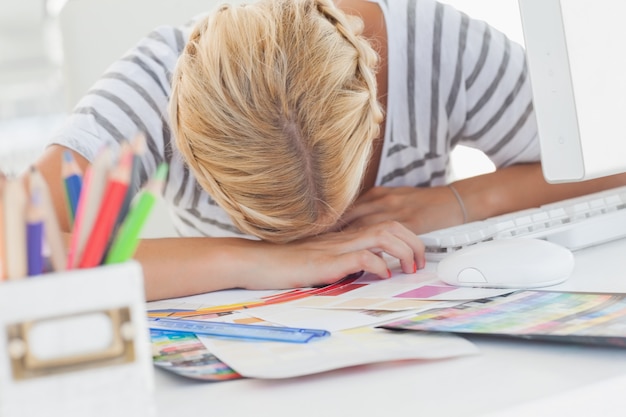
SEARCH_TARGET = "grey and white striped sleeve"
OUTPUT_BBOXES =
[441,4,541,168]
[49,24,187,188]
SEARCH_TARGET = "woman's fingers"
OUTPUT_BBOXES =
[329,220,425,275]
[331,249,393,280]
[271,220,427,289]
[360,220,425,273]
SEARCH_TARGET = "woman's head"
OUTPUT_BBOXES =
[170,0,383,243]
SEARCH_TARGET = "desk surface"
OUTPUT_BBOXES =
[153,238,626,417]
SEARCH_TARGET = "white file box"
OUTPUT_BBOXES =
[0,261,156,417]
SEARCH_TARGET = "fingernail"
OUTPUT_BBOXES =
[387,269,392,278]
[413,261,417,273]
[345,270,365,280]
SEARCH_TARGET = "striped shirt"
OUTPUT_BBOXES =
[372,0,539,188]
[51,0,539,239]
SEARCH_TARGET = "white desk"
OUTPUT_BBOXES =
[153,238,626,417]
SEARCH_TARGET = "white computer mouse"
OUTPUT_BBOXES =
[437,238,575,289]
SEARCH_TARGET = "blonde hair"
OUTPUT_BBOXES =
[169,0,383,243]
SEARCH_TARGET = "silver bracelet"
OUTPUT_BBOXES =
[447,184,468,224]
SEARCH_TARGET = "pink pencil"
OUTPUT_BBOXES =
[67,146,113,269]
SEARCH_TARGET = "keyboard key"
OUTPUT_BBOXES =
[421,185,626,261]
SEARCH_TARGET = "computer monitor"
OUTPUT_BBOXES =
[518,0,626,183]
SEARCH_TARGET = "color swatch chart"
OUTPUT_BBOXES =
[382,290,626,347]
[147,270,511,319]
[151,329,241,381]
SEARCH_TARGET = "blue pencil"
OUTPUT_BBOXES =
[62,150,83,226]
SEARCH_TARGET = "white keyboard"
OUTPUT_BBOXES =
[419,185,626,261]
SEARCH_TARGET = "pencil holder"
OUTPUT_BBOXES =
[0,261,155,417]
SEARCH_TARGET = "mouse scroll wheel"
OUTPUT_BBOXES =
[457,268,488,283]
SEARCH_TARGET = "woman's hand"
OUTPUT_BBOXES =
[243,220,425,290]
[339,186,465,235]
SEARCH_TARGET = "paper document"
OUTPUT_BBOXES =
[147,270,511,320]
[246,302,458,332]
[198,327,479,379]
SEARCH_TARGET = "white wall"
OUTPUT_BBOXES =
[59,0,246,111]
[440,0,523,45]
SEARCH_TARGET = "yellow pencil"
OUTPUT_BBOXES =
[0,173,5,280]
[29,167,67,272]
[3,177,27,279]
[169,301,266,317]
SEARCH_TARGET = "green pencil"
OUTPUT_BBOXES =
[105,163,168,264]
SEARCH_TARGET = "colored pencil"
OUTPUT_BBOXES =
[105,133,146,258]
[0,173,5,280]
[26,188,44,276]
[62,150,83,226]
[29,167,67,272]
[105,163,168,264]
[66,146,113,269]
[3,177,27,279]
[78,146,134,268]
[170,274,363,317]
[116,133,146,229]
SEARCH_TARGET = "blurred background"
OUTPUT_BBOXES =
[0,0,522,178]
[0,0,65,174]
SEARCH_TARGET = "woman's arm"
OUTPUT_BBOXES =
[341,162,626,234]
[136,220,424,300]
[450,163,626,223]
[34,145,425,301]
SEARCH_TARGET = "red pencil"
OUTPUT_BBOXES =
[78,147,134,268]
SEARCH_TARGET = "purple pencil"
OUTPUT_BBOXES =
[26,189,44,276]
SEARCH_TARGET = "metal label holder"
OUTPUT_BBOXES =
[0,261,155,417]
